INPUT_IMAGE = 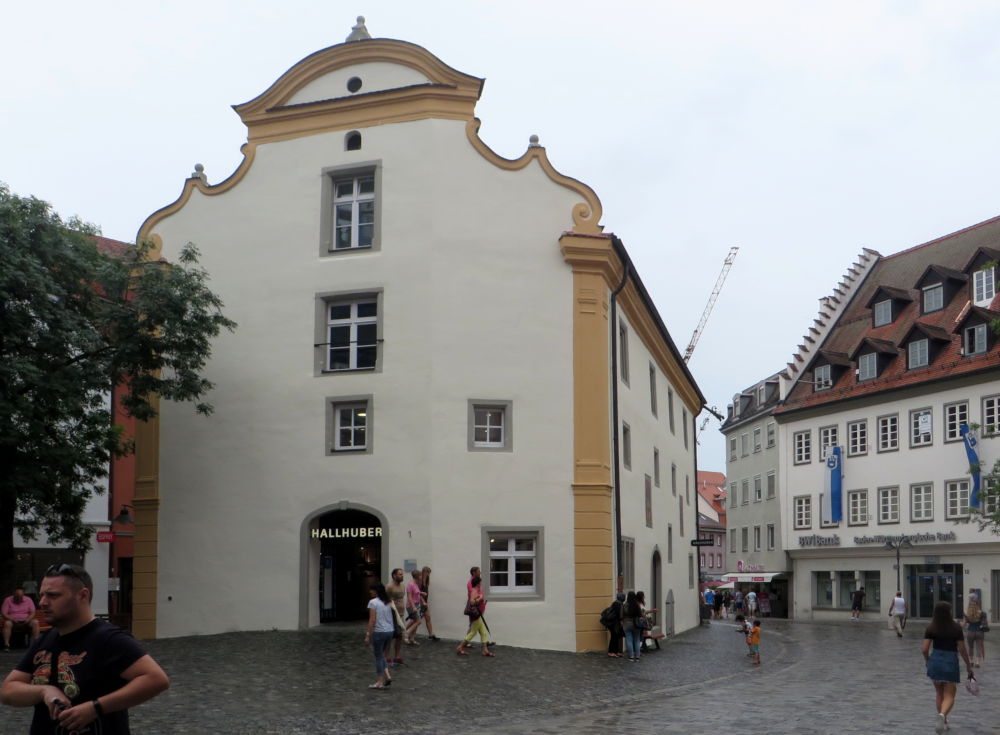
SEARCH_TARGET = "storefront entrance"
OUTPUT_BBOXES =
[315,509,382,622]
[908,564,964,619]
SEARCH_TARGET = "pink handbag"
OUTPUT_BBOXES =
[966,675,980,696]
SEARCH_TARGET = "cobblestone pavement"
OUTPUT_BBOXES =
[1,617,997,734]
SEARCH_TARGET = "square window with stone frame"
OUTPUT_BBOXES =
[326,397,372,454]
[910,408,932,447]
[469,400,513,451]
[794,430,812,464]
[910,482,933,522]
[323,297,379,371]
[847,419,868,456]
[877,414,899,452]
[487,530,542,598]
[944,401,969,442]
[877,486,899,524]
[794,495,812,529]
[946,479,970,520]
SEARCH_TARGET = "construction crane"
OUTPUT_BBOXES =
[683,246,739,362]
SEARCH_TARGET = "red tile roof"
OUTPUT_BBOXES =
[777,214,1000,415]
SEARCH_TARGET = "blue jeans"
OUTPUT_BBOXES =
[624,628,642,659]
[372,631,393,675]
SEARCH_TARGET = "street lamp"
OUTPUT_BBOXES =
[884,536,913,591]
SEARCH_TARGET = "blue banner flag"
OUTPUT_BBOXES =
[960,423,981,508]
[822,446,843,523]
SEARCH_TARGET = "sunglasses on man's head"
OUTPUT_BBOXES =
[45,563,83,578]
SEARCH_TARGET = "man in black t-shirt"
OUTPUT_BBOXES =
[850,586,866,620]
[0,563,169,734]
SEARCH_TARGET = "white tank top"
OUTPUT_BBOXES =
[891,597,906,615]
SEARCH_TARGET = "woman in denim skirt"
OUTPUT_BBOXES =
[921,601,973,733]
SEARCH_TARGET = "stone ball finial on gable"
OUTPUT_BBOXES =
[191,163,207,182]
[528,134,541,148]
[346,15,372,42]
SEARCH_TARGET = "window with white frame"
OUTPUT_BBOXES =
[649,364,657,416]
[741,527,749,552]
[814,364,832,390]
[878,486,899,524]
[487,530,541,597]
[848,419,867,456]
[729,436,737,461]
[983,395,1000,435]
[668,388,675,434]
[873,299,892,327]
[469,401,512,451]
[741,479,749,505]
[946,480,970,519]
[974,266,996,306]
[766,471,776,499]
[729,528,736,553]
[758,385,766,405]
[945,402,969,442]
[910,408,932,447]
[619,322,629,385]
[923,283,944,313]
[621,537,635,590]
[622,422,632,469]
[331,173,375,251]
[858,352,877,381]
[794,430,812,464]
[848,490,868,526]
[911,482,933,522]
[766,523,775,550]
[766,422,776,448]
[741,433,749,457]
[326,397,371,454]
[753,525,761,551]
[908,338,929,369]
[324,297,379,371]
[878,414,899,452]
[965,324,987,356]
[653,448,661,487]
[753,427,762,452]
[794,495,812,529]
[819,425,838,459]
[753,475,762,502]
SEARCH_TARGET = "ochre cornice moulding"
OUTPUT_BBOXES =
[468,119,603,235]
[559,232,621,283]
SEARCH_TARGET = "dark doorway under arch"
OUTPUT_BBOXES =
[316,508,382,622]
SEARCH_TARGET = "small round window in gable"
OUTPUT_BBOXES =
[345,131,362,151]
[347,76,363,93]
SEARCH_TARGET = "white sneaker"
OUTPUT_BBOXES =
[935,713,946,734]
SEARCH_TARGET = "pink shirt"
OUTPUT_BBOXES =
[2,595,35,622]
[406,581,422,608]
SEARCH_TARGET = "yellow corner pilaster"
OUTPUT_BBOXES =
[131,393,160,639]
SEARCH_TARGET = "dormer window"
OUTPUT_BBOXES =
[757,385,766,405]
[965,324,987,356]
[873,300,892,327]
[858,353,877,380]
[974,266,996,306]
[814,364,832,390]
[922,283,943,313]
[908,339,929,368]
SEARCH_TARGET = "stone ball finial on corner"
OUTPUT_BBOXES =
[191,163,207,182]
[346,15,372,42]
[528,134,541,148]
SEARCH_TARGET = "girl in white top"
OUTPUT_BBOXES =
[364,582,395,689]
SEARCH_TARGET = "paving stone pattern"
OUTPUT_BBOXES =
[0,618,997,734]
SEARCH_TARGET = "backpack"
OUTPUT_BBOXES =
[599,603,617,628]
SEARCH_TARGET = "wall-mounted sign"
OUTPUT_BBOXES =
[798,534,841,547]
[736,560,765,572]
[852,532,956,545]
[311,527,383,539]
[96,531,115,543]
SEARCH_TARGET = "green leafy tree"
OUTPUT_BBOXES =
[0,184,236,594]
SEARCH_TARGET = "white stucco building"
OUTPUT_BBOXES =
[127,21,706,650]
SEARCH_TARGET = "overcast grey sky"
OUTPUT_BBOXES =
[5,1,1000,471]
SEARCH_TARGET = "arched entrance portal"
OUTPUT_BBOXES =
[315,509,382,622]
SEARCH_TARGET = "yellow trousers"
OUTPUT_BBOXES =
[464,616,488,642]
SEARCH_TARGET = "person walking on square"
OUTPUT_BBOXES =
[1,588,39,650]
[403,570,423,644]
[922,601,973,734]
[419,566,439,641]
[385,568,407,665]
[363,582,394,690]
[962,593,987,668]
[733,588,744,615]
[1,563,169,733]
[745,589,758,617]
[887,591,908,638]
[850,586,866,620]
[456,571,494,657]
[746,619,761,665]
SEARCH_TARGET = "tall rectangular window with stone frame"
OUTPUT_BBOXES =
[878,486,899,524]
[878,414,899,452]
[848,419,867,456]
[794,495,812,529]
[794,430,812,464]
[330,172,376,251]
[324,297,379,371]
[910,482,933,522]
[944,401,968,442]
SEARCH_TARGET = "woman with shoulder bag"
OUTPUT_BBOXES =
[963,593,988,668]
[456,573,494,657]
[922,601,974,734]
